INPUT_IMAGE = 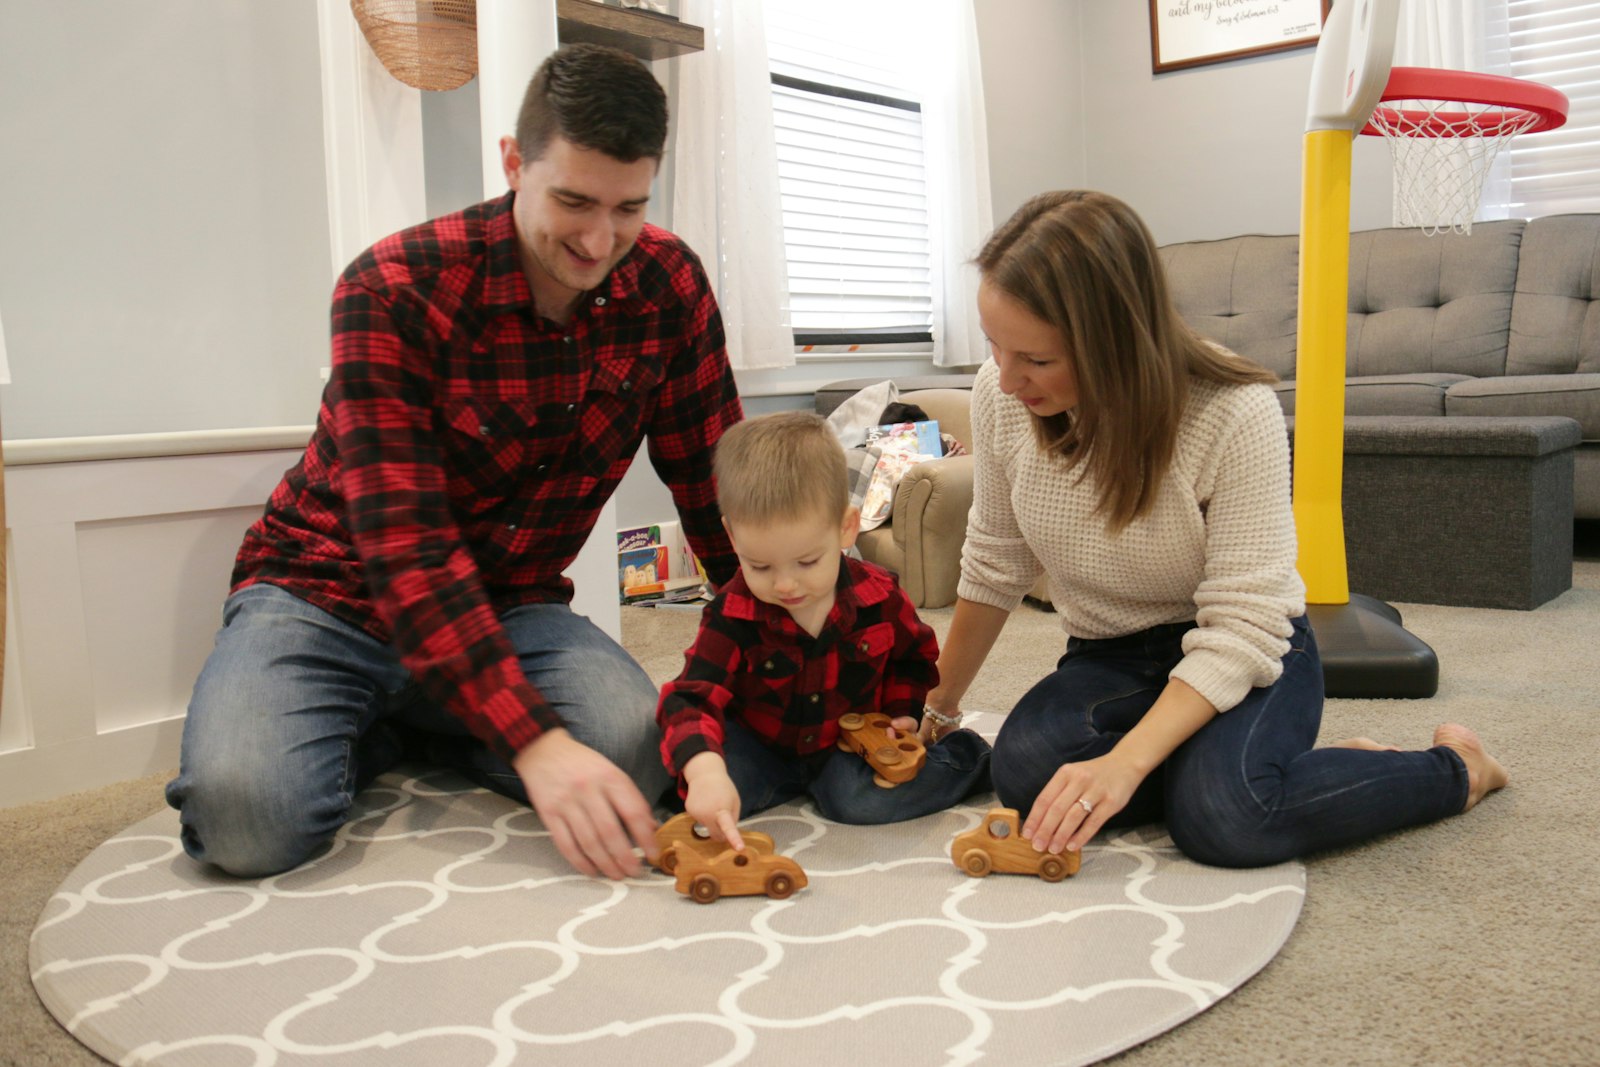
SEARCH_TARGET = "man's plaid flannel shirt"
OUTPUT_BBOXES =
[656,556,939,787]
[232,192,741,761]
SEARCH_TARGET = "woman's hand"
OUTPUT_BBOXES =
[918,687,963,743]
[1022,752,1148,856]
[1024,678,1218,856]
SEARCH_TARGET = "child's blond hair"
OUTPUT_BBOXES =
[713,411,849,527]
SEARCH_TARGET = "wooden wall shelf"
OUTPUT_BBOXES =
[557,0,705,61]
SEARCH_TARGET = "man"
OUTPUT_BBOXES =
[166,44,742,881]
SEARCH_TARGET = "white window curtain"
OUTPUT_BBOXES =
[1388,0,1512,225]
[1394,0,1489,68]
[675,0,992,370]
[765,1,935,351]
[764,0,992,367]
[918,0,995,368]
[1498,0,1600,216]
[671,0,795,370]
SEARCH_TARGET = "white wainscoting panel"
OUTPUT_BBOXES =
[0,446,301,808]
[1,433,624,809]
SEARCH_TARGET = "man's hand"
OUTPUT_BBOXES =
[512,728,659,880]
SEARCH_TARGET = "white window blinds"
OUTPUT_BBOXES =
[763,0,934,347]
[1504,1,1600,215]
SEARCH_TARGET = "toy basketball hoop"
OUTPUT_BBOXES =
[1359,67,1569,235]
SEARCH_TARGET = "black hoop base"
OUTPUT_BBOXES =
[1307,594,1439,699]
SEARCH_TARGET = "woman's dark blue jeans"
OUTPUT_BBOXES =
[990,616,1470,868]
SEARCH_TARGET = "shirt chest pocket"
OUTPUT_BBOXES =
[747,646,801,686]
[440,397,544,511]
[837,622,898,699]
[582,355,667,442]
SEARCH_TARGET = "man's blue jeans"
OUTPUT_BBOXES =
[718,718,992,825]
[165,583,670,876]
[990,616,1470,868]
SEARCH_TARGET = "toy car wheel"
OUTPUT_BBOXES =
[961,848,992,877]
[764,871,797,899]
[1039,855,1070,883]
[690,873,721,904]
[839,713,866,731]
[873,744,902,765]
[659,847,680,875]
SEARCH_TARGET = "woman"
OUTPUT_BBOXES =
[921,190,1506,868]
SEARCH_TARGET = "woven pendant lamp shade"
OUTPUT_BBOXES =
[351,0,478,91]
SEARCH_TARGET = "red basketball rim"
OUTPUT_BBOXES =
[1358,66,1569,138]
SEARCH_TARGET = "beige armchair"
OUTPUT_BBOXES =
[851,388,1052,610]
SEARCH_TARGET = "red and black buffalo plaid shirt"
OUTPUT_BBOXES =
[656,556,939,785]
[232,192,742,760]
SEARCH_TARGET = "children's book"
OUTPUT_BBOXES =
[862,420,942,458]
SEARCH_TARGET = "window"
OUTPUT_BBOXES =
[763,0,934,351]
[1503,1,1600,215]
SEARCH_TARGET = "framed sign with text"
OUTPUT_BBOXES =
[1150,0,1331,74]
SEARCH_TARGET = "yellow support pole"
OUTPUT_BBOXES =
[1294,128,1353,605]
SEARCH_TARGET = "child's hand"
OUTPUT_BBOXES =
[886,715,918,738]
[683,755,745,852]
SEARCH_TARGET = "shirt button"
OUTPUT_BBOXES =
[809,694,820,704]
[594,296,607,306]
[860,641,870,652]
[563,336,574,345]
[536,464,548,473]
[479,425,491,436]
[763,660,774,670]
[621,380,632,392]
[566,403,577,413]
[507,523,517,530]
[802,733,815,745]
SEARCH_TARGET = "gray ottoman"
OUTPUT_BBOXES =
[1287,415,1581,610]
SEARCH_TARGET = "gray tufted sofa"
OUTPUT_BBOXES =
[817,216,1599,608]
[1163,214,1600,519]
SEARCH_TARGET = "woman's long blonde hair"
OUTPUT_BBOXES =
[975,190,1277,531]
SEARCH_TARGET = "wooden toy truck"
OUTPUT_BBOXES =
[836,711,926,788]
[951,808,1080,882]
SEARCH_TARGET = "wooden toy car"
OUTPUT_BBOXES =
[951,808,1080,882]
[836,711,926,788]
[673,846,808,904]
[652,812,774,874]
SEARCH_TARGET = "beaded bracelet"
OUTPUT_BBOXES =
[922,706,961,728]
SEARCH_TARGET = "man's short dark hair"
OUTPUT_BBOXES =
[515,43,669,164]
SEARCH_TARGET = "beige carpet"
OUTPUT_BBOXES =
[8,544,1600,1065]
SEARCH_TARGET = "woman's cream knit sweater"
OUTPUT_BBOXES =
[956,360,1307,713]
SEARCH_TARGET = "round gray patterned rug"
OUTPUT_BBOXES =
[31,722,1304,1067]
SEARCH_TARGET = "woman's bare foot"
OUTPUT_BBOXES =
[1329,737,1402,752]
[1434,723,1509,810]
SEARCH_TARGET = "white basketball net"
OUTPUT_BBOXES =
[1367,96,1544,236]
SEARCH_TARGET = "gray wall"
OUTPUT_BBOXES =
[975,0,1087,224]
[0,2,332,441]
[1075,2,1395,245]
[0,1,1401,452]
[422,81,487,220]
